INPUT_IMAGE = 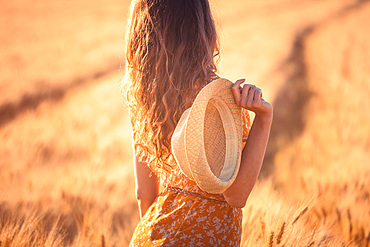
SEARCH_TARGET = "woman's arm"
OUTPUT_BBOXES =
[222,79,273,208]
[133,152,159,218]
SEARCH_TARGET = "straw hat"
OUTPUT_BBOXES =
[171,78,243,194]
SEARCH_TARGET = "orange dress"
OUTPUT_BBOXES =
[129,74,251,247]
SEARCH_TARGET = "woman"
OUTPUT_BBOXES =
[123,0,273,246]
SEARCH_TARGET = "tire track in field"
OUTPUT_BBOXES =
[262,0,369,175]
[0,65,122,128]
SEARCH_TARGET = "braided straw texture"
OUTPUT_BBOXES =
[171,78,243,194]
[204,101,225,177]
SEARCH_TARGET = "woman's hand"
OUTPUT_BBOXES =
[231,79,273,119]
[223,78,273,208]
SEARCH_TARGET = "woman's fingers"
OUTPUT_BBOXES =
[241,84,251,106]
[232,79,273,117]
[257,88,263,99]
[246,85,257,107]
[253,88,262,102]
[231,79,245,105]
[232,80,270,114]
[232,79,257,108]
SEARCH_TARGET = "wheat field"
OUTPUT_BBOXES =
[1,0,369,246]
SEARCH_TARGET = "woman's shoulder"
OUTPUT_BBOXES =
[207,72,220,84]
[193,71,220,90]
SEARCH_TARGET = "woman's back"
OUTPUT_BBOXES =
[124,0,220,176]
[123,0,273,246]
[129,73,251,246]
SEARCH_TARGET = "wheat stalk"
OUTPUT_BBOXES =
[101,234,106,247]
[321,207,327,219]
[292,206,308,225]
[317,235,327,247]
[268,231,274,247]
[306,241,314,247]
[359,227,365,242]
[347,208,352,240]
[365,231,370,247]
[335,207,341,223]
[260,217,266,244]
[276,221,286,245]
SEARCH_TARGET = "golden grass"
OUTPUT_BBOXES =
[1,0,370,246]
[0,0,128,105]
[0,73,139,246]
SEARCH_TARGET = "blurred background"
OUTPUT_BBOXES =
[0,0,369,246]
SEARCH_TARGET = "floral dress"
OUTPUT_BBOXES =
[129,74,251,247]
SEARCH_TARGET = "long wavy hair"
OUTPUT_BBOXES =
[123,0,220,175]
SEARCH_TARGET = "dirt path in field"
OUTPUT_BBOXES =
[0,0,358,129]
[263,0,370,174]
[0,67,120,128]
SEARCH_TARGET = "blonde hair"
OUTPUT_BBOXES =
[123,0,220,175]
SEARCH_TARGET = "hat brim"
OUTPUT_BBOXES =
[184,78,243,194]
[171,78,243,194]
